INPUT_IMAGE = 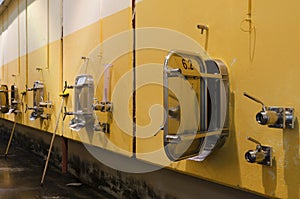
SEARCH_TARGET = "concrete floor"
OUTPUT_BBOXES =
[0,140,114,199]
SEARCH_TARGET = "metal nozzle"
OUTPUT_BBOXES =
[255,111,278,125]
[245,149,266,163]
[245,136,272,166]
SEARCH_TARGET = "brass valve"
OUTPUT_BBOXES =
[245,137,272,166]
[244,92,295,129]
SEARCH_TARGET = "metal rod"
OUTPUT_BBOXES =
[40,96,65,186]
[4,121,17,159]
[248,0,252,18]
[132,0,136,158]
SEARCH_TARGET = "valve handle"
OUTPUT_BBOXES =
[63,107,67,121]
[247,136,261,147]
[63,81,68,93]
[243,92,267,111]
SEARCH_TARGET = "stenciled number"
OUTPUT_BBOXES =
[182,58,194,70]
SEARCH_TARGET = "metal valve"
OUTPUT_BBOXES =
[94,122,110,133]
[245,137,273,166]
[63,107,74,121]
[25,104,44,121]
[93,100,112,112]
[63,81,74,92]
[244,92,295,129]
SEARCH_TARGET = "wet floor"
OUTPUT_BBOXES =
[0,141,114,199]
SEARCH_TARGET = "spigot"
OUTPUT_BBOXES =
[26,104,44,119]
[255,111,278,125]
[93,102,105,112]
[243,92,295,129]
[40,113,50,120]
[36,67,43,72]
[63,81,74,93]
[81,56,89,61]
[245,136,272,166]
[27,81,44,91]
[11,99,19,106]
[20,85,27,95]
[26,84,35,92]
[63,107,74,121]
[93,101,112,112]
[39,101,52,108]
[94,122,110,133]
[28,107,44,121]
[25,104,29,113]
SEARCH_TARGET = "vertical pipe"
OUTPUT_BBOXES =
[17,0,20,75]
[132,0,136,158]
[61,137,68,173]
[1,12,3,81]
[99,0,102,43]
[25,0,28,91]
[25,0,28,114]
[247,0,252,31]
[60,0,66,174]
[46,0,49,69]
[4,8,7,82]
[248,0,252,18]
[60,0,63,90]
[102,64,112,102]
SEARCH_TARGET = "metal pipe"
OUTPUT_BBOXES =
[17,0,20,75]
[61,137,68,173]
[60,0,64,94]
[46,0,49,69]
[102,64,112,103]
[197,24,209,51]
[248,0,252,18]
[132,0,136,158]
[25,0,28,113]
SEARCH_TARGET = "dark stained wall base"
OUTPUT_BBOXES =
[0,119,268,199]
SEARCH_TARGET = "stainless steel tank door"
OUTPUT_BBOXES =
[69,74,95,131]
[163,50,229,161]
[0,85,9,114]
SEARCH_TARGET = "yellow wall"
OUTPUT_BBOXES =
[0,0,299,198]
[135,0,300,198]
